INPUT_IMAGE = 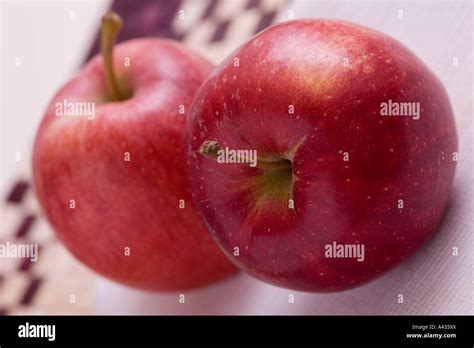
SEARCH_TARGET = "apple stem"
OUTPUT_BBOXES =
[101,10,124,101]
[199,141,292,170]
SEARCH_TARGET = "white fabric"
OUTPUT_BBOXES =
[94,0,473,315]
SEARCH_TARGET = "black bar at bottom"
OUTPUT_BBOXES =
[0,315,472,346]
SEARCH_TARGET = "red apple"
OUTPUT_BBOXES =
[186,19,458,292]
[33,11,236,291]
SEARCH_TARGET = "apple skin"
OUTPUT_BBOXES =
[186,20,458,292]
[33,38,236,291]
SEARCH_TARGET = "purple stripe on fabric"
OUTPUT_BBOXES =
[211,19,231,42]
[18,248,40,272]
[86,0,184,62]
[202,0,219,19]
[255,10,278,34]
[246,0,261,9]
[20,278,43,305]
[16,215,36,239]
[6,180,29,203]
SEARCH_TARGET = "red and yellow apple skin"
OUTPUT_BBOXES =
[186,20,458,292]
[33,39,236,291]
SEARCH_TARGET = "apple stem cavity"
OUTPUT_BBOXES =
[199,140,292,171]
[101,10,127,101]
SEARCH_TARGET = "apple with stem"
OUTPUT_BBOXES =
[186,20,458,292]
[33,11,236,291]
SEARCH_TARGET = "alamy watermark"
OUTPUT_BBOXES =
[55,99,95,120]
[0,241,38,262]
[324,241,365,262]
[18,322,55,341]
[380,99,420,120]
[216,146,257,167]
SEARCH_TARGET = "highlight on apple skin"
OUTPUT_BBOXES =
[186,19,458,292]
[32,12,237,291]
